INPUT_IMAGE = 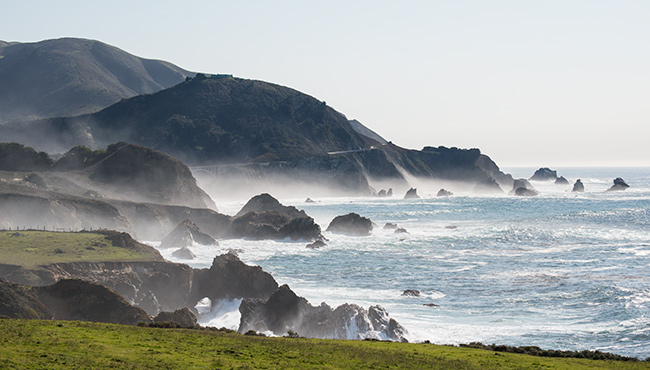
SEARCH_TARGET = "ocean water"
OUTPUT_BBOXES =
[157,167,650,358]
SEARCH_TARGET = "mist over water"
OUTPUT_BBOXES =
[162,167,650,358]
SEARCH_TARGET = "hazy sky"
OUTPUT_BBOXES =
[2,1,649,167]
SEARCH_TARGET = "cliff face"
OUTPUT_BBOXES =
[0,253,278,316]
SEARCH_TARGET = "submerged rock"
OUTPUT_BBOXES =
[401,289,421,297]
[306,240,327,249]
[326,213,373,236]
[404,188,420,199]
[529,167,558,181]
[572,179,585,192]
[607,178,629,192]
[239,285,408,341]
[436,189,453,197]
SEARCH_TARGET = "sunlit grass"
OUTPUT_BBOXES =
[0,319,647,369]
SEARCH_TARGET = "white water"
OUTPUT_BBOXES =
[155,167,650,358]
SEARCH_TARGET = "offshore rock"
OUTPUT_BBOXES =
[436,189,453,197]
[572,179,585,192]
[231,194,322,241]
[326,213,373,236]
[306,240,327,249]
[402,289,421,297]
[154,307,198,327]
[159,219,218,249]
[171,247,196,260]
[386,188,393,197]
[383,223,398,230]
[607,178,630,192]
[404,188,420,199]
[377,189,387,197]
[238,285,408,341]
[509,179,535,195]
[555,176,570,185]
[530,168,558,181]
[514,187,539,197]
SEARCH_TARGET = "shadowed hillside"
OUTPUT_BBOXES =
[0,38,193,123]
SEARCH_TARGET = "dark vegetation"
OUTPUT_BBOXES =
[459,342,640,362]
[0,38,192,122]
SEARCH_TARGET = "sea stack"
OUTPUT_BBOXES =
[572,179,585,192]
[606,178,629,192]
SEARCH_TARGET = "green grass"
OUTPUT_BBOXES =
[0,230,156,268]
[0,319,647,369]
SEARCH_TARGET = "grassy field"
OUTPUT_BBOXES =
[0,319,647,369]
[0,230,156,268]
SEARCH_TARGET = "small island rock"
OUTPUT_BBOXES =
[514,187,539,197]
[436,189,453,197]
[530,168,558,181]
[555,176,570,185]
[402,289,421,297]
[607,178,630,192]
[326,213,373,236]
[572,179,585,192]
[404,188,420,199]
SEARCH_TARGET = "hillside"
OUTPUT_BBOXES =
[0,38,193,123]
[0,320,645,369]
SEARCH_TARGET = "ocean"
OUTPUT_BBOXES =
[156,167,650,359]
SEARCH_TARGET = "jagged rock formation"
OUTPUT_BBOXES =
[159,219,218,249]
[0,278,51,319]
[0,252,278,316]
[530,168,558,181]
[404,188,420,199]
[239,285,407,341]
[572,179,585,192]
[326,213,373,236]
[607,178,629,192]
[436,189,453,197]
[555,176,569,185]
[154,307,197,327]
[0,38,192,123]
[230,194,321,241]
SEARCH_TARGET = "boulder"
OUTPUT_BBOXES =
[404,188,420,199]
[514,187,538,197]
[238,285,408,341]
[326,213,373,236]
[171,247,196,260]
[529,168,558,181]
[159,219,218,249]
[383,223,398,230]
[555,176,569,185]
[154,307,198,327]
[607,178,629,192]
[401,289,421,297]
[436,189,453,197]
[572,179,585,192]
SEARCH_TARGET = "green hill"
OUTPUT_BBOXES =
[0,320,646,369]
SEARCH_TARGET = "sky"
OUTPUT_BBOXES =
[2,0,650,167]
